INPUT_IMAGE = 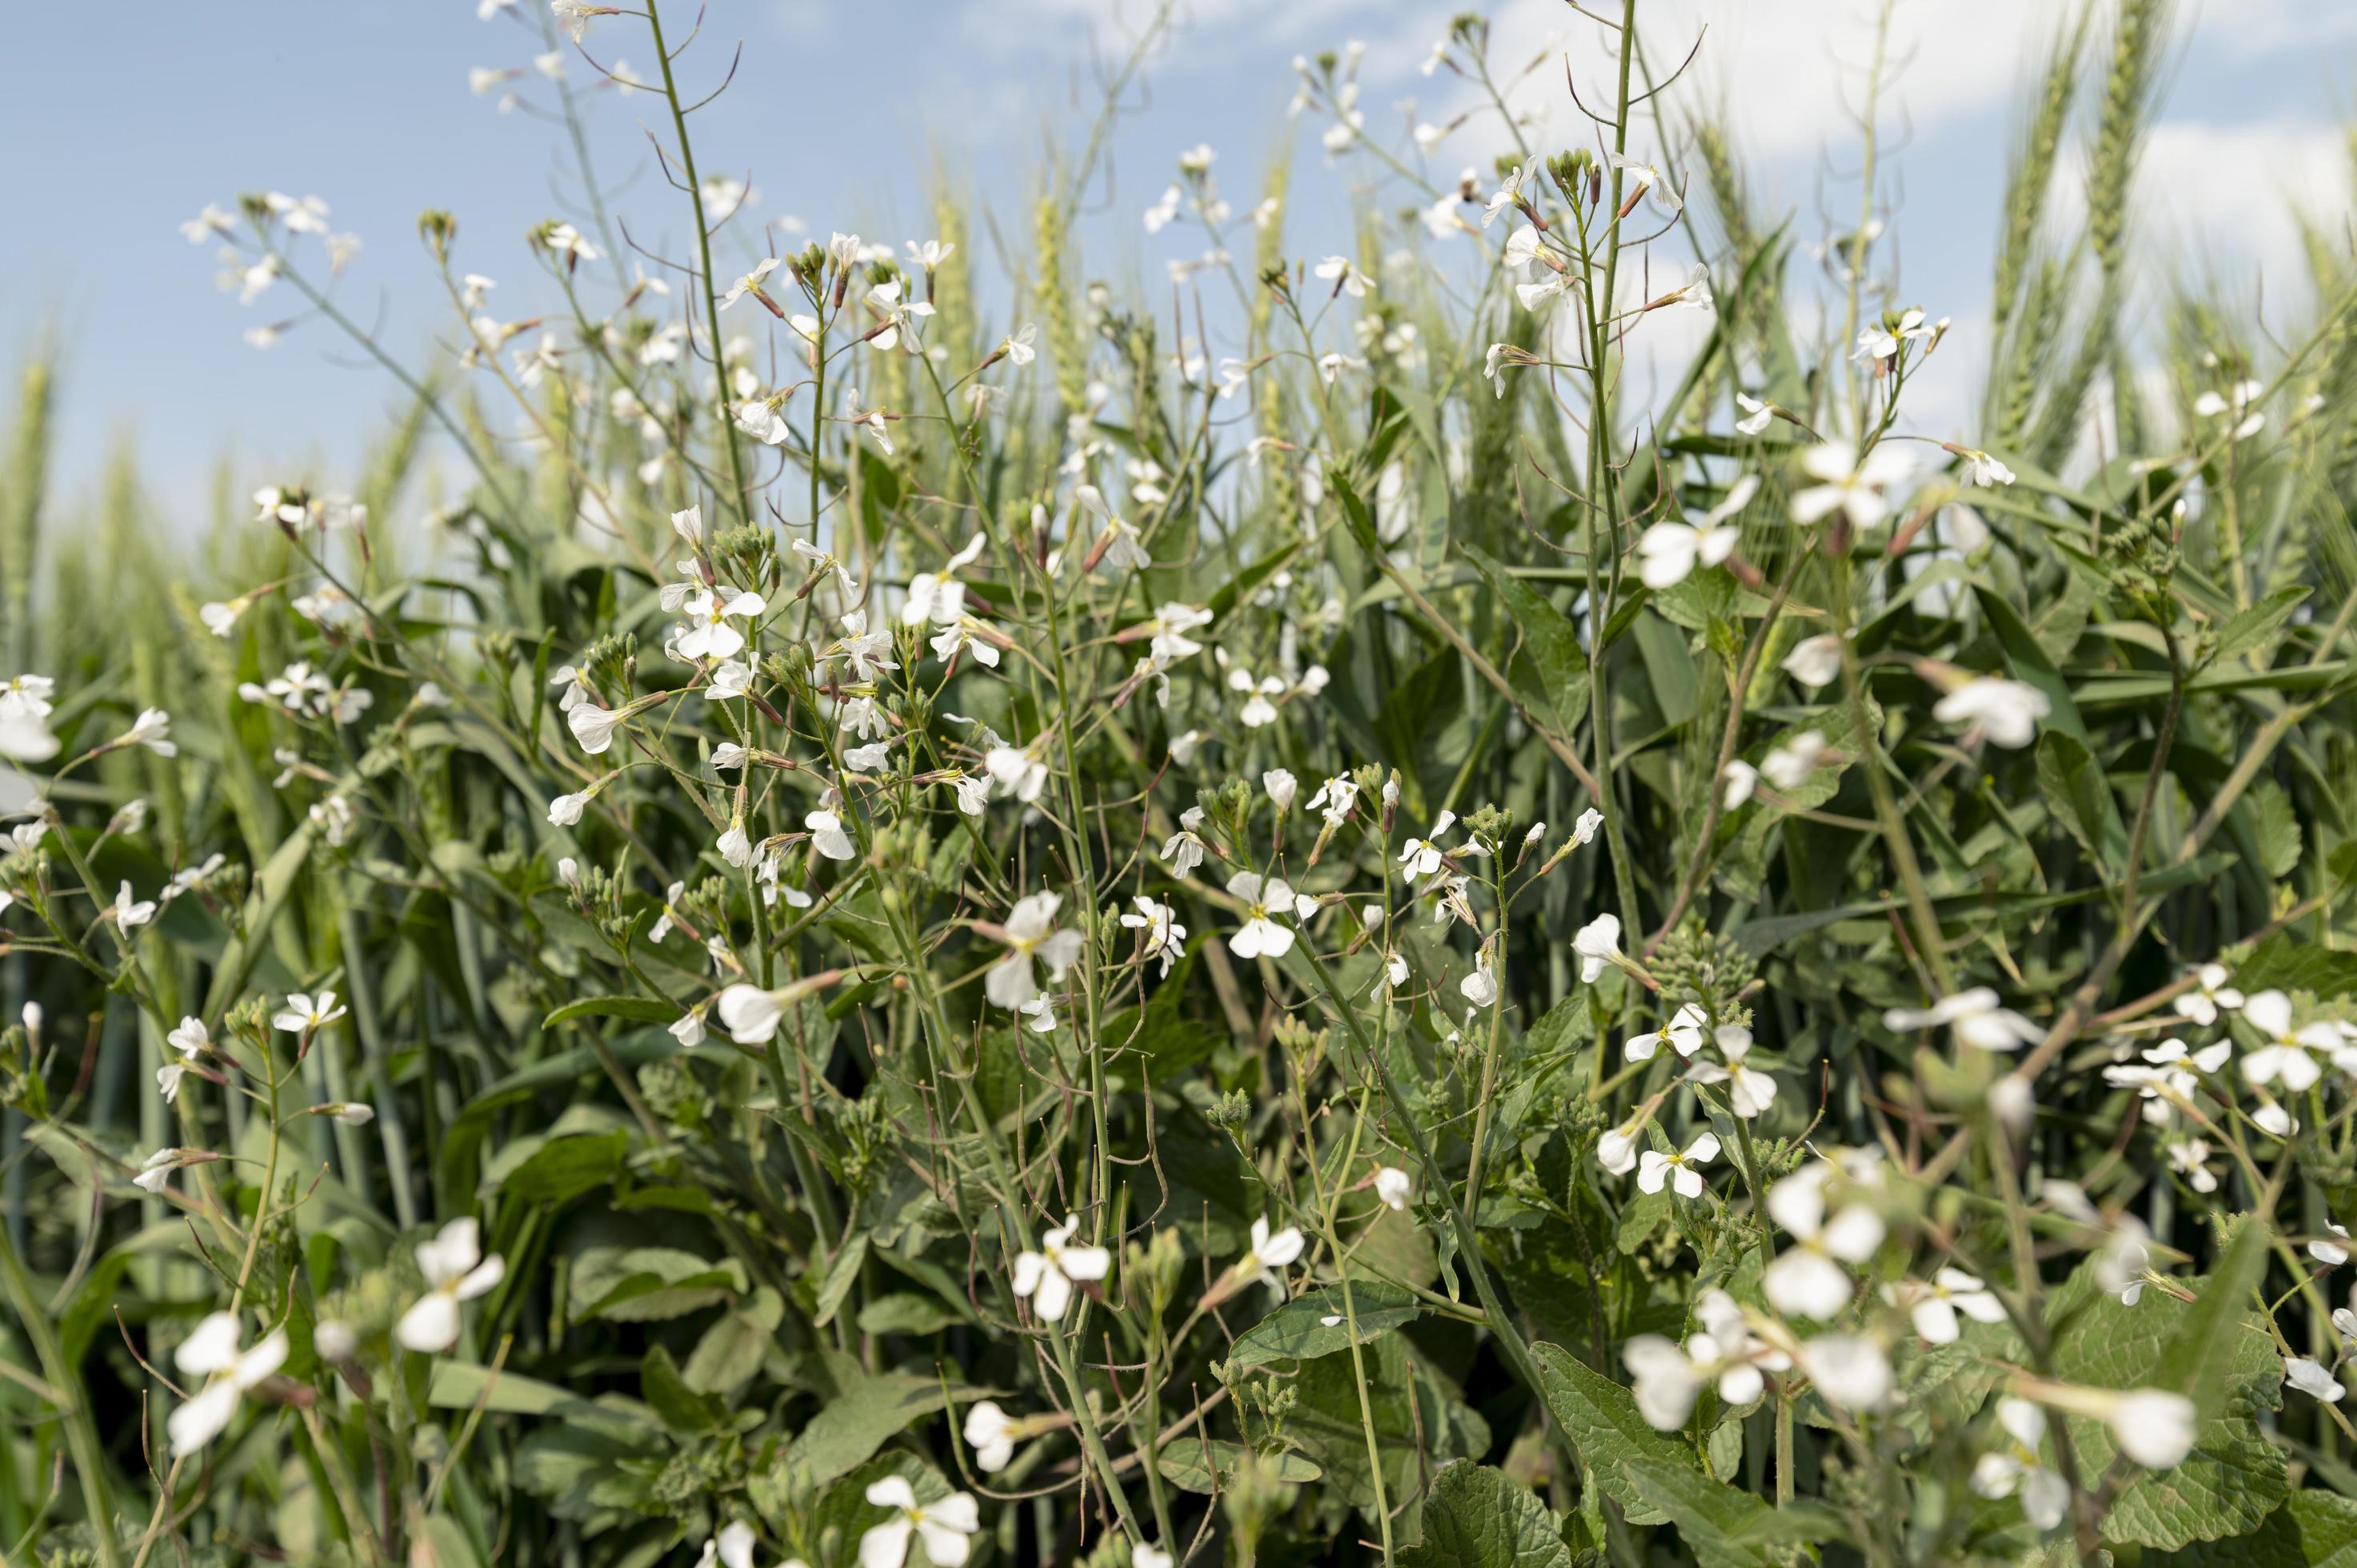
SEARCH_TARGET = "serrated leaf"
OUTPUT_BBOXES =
[2249,779,2303,880]
[1400,1460,1574,1568]
[2211,586,2311,666]
[2046,1258,2288,1549]
[1529,1341,1700,1527]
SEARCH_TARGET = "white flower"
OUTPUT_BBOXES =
[963,1400,1019,1471]
[568,701,626,754]
[1134,1546,1174,1568]
[1635,518,1738,589]
[806,810,856,862]
[1227,871,1313,959]
[166,1312,290,1456]
[114,879,158,931]
[1763,1165,1884,1318]
[1721,760,1759,808]
[2173,962,2244,1026]
[1609,153,1681,214]
[394,1218,506,1352]
[122,706,177,756]
[1373,1166,1412,1211]
[1687,1026,1778,1118]
[1623,1290,1788,1430]
[1232,1215,1306,1294]
[985,745,1050,804]
[986,891,1085,1010]
[1622,1334,1708,1430]
[134,1146,188,1195]
[858,1476,980,1567]
[1263,769,1299,811]
[1118,896,1187,978]
[1011,1213,1111,1322]
[1883,988,2041,1053]
[1399,810,1458,882]
[1637,1131,1719,1200]
[1313,255,1371,298]
[2104,1389,2198,1468]
[1957,448,2015,486]
[1160,807,1209,879]
[903,534,986,626]
[675,586,767,662]
[1626,1002,1707,1062]
[2287,1356,2347,1403]
[1307,774,1359,826]
[2241,989,2335,1091]
[0,675,54,722]
[718,256,781,312]
[1572,913,1621,982]
[1781,634,1844,690]
[1571,807,1604,846]
[1895,1268,2007,1343]
[1734,393,1776,435]
[1971,1398,2069,1531]
[1933,678,2051,749]
[272,991,348,1034]
[1791,442,1913,530]
[694,1522,758,1568]
[1798,1334,1892,1412]
[2194,379,2267,441]
[1460,951,1499,1007]
[547,790,589,826]
[717,983,796,1044]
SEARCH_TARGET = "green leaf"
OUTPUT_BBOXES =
[811,1232,870,1329]
[1400,1460,1574,1568]
[2211,586,2311,666]
[1291,1331,1488,1517]
[1529,1341,1700,1527]
[2249,779,2303,880]
[1973,583,2093,744]
[639,1344,724,1433]
[543,994,681,1029]
[781,1370,965,1494]
[684,1287,783,1396]
[1227,1281,1426,1367]
[2035,730,2126,874]
[857,1292,967,1337]
[1459,541,1591,738]
[1155,1439,1323,1495]
[2046,1256,2288,1549]
[2234,934,2357,999]
[569,1246,746,1322]
[1623,1459,1842,1568]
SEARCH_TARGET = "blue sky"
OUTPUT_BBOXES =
[4,0,2351,523]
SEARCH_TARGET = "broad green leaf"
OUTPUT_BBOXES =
[1530,1341,1700,1527]
[782,1372,967,1494]
[1400,1460,1573,1568]
[2046,1258,2288,1549]
[1227,1281,1425,1366]
[684,1287,783,1395]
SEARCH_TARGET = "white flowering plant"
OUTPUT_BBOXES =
[2,2,2355,1566]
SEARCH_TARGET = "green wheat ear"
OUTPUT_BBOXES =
[0,350,54,672]
[1035,191,1087,423]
